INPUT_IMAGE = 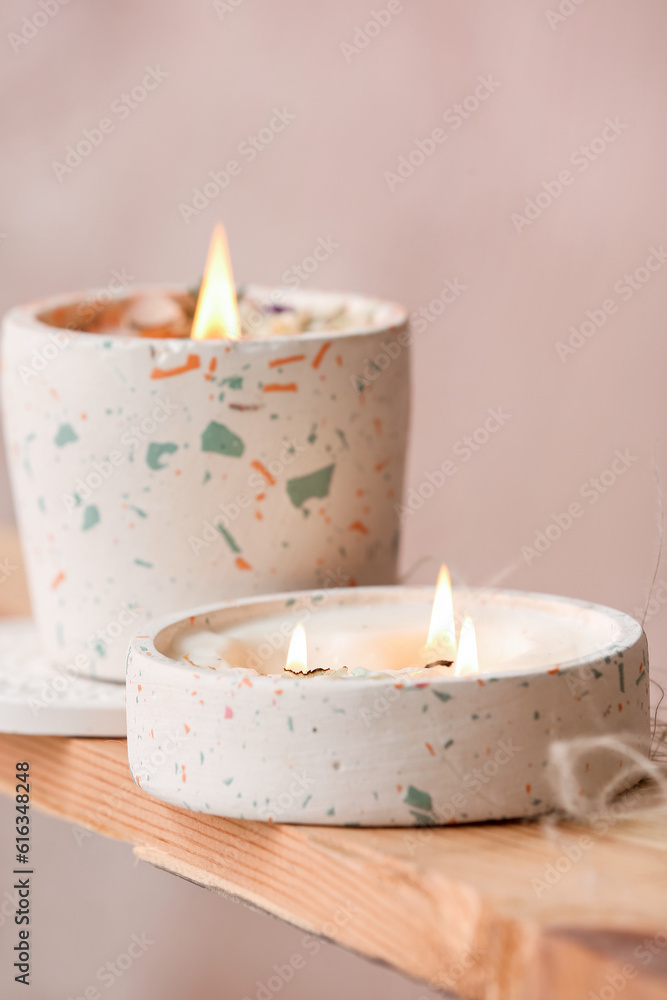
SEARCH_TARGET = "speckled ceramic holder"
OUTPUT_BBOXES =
[2,287,409,682]
[126,586,649,826]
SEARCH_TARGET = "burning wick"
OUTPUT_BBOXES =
[424,564,456,667]
[191,223,241,340]
[283,624,328,676]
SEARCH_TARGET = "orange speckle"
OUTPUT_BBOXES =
[373,418,382,435]
[239,677,253,688]
[184,723,190,734]
[256,492,266,501]
[181,765,187,783]
[585,762,590,771]
[275,688,282,695]
[525,784,531,794]
[263,383,297,393]
[225,706,233,719]
[349,520,369,534]
[476,678,485,687]
[183,654,195,667]
[396,784,403,792]
[374,459,389,472]
[255,510,263,520]
[150,354,200,379]
[236,557,252,570]
[394,682,404,689]
[137,684,142,692]
[547,667,560,675]
[208,357,217,373]
[51,571,65,590]
[191,690,197,696]
[336,354,343,366]
[355,489,364,497]
[251,460,276,485]
[618,703,623,711]
[312,341,331,369]
[269,353,306,368]
[189,616,195,625]
[81,413,87,420]
[150,729,154,739]
[425,742,435,756]
[174,469,182,476]
[316,557,324,566]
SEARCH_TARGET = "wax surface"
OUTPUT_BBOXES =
[169,592,623,678]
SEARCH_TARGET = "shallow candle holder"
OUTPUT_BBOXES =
[2,286,410,682]
[126,585,650,827]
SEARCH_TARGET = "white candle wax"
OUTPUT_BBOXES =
[169,589,623,678]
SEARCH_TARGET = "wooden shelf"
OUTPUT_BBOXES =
[1,525,666,999]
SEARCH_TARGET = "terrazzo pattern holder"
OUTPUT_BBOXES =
[2,286,410,682]
[126,586,650,826]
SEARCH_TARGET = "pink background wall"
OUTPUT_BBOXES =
[1,1,666,996]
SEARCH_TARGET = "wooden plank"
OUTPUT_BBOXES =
[1,526,666,998]
[0,733,666,999]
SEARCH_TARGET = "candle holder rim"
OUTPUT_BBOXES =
[3,284,409,345]
[129,583,644,688]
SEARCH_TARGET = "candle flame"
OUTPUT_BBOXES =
[191,223,241,340]
[426,564,456,656]
[285,623,308,674]
[455,617,479,676]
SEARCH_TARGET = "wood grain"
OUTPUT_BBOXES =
[0,527,666,999]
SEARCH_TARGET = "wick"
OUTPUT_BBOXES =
[283,667,329,677]
[424,659,453,669]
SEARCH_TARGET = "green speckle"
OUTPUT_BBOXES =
[221,376,243,390]
[302,795,312,808]
[287,464,335,508]
[200,751,204,764]
[223,777,233,786]
[636,670,646,686]
[335,428,349,449]
[37,497,45,513]
[54,423,78,447]
[82,505,100,531]
[217,525,241,554]
[618,662,625,693]
[326,807,335,816]
[433,690,452,702]
[532,799,542,806]
[534,710,540,720]
[129,506,147,518]
[201,421,245,457]
[520,681,529,687]
[404,785,433,812]
[410,810,436,826]
[146,442,178,469]
[444,738,454,749]
[307,423,318,444]
[287,716,294,731]
[471,713,479,720]
[592,668,603,679]
[203,470,211,484]
[285,598,296,607]
[134,558,153,568]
